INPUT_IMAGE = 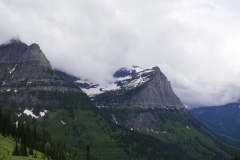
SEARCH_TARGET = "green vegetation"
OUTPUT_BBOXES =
[0,106,85,160]
[0,134,43,160]
[1,90,240,159]
[232,154,240,160]
[99,106,240,159]
[36,109,192,159]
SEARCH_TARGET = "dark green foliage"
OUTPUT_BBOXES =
[232,154,240,160]
[86,145,90,160]
[0,105,82,160]
[12,141,19,156]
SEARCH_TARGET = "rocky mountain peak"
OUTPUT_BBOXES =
[0,40,81,111]
[0,39,51,69]
[125,66,185,109]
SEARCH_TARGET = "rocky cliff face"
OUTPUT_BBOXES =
[126,67,184,109]
[0,39,51,69]
[94,66,186,130]
[93,66,185,109]
[0,39,81,111]
[56,65,186,131]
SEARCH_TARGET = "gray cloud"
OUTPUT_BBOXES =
[1,0,240,108]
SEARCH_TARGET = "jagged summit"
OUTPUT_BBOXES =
[0,40,80,111]
[0,39,51,69]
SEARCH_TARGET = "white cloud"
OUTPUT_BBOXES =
[1,0,240,108]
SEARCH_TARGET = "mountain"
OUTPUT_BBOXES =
[56,66,187,130]
[0,39,81,113]
[0,39,198,160]
[190,103,240,142]
[56,66,184,109]
[56,66,240,159]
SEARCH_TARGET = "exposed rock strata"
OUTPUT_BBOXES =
[0,39,81,111]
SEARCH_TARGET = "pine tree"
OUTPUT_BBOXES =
[29,144,33,155]
[12,141,19,156]
[0,106,2,133]
[20,134,28,156]
[86,145,90,160]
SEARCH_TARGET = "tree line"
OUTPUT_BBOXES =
[0,106,97,160]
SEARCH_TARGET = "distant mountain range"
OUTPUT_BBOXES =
[191,102,240,141]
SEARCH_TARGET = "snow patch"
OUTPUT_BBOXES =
[111,114,118,124]
[82,83,120,97]
[186,126,190,129]
[131,128,133,130]
[134,66,144,73]
[116,75,132,81]
[14,121,18,128]
[39,110,48,117]
[7,89,10,92]
[14,90,17,93]
[15,113,21,117]
[2,82,5,85]
[61,120,66,125]
[23,109,39,118]
[9,64,17,74]
[80,66,154,97]
[39,112,45,117]
[162,131,167,134]
[26,82,32,85]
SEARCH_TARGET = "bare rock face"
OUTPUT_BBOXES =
[0,39,51,69]
[92,66,186,130]
[129,67,184,109]
[94,66,185,110]
[0,39,81,111]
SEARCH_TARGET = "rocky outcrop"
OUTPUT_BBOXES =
[0,39,78,91]
[92,66,187,130]
[94,66,185,110]
[129,67,184,109]
[0,39,51,69]
[0,39,82,111]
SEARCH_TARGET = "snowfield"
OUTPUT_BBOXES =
[80,66,154,97]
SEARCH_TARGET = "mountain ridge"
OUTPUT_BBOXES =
[191,102,240,141]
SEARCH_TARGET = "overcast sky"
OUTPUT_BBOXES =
[1,0,240,108]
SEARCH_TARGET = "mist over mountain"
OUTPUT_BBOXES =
[2,0,240,108]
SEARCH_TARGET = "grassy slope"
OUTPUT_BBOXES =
[35,109,193,160]
[37,110,128,160]
[0,134,43,160]
[99,107,240,160]
[142,118,231,159]
[3,89,239,159]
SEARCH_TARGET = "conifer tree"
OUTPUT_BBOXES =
[29,144,33,155]
[12,141,19,156]
[0,106,2,133]
[86,145,90,160]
